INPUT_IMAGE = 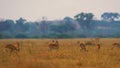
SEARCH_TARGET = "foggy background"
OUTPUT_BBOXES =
[0,0,120,21]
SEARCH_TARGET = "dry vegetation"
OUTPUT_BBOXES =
[0,38,120,68]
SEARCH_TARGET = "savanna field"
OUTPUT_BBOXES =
[0,38,120,68]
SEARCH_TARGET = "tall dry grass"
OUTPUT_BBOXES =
[0,38,120,68]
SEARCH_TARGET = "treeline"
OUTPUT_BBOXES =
[0,12,120,39]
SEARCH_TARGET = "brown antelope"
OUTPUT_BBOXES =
[94,38,101,51]
[111,43,120,50]
[77,41,87,51]
[96,44,100,51]
[4,42,20,55]
[49,40,59,50]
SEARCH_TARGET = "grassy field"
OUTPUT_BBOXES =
[0,38,120,68]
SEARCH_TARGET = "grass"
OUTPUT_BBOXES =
[0,38,120,68]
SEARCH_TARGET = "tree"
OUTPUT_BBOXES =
[49,17,76,34]
[74,12,94,28]
[50,24,67,33]
[0,20,13,32]
[15,18,27,33]
[5,19,15,34]
[101,12,119,22]
[40,20,48,35]
[74,12,94,37]
[16,17,26,25]
[63,17,76,31]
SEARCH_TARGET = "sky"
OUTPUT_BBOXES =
[0,0,120,21]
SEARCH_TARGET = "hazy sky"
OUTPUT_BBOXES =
[0,0,120,21]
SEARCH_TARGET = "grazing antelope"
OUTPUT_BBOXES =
[49,40,59,50]
[77,41,87,51]
[4,42,20,55]
[111,43,120,50]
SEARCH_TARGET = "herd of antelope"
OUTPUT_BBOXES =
[2,38,120,55]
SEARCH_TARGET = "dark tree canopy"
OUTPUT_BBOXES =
[101,12,120,21]
[74,12,94,28]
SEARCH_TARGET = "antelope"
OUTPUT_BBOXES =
[96,44,100,51]
[49,40,59,50]
[4,42,20,55]
[94,38,101,51]
[111,43,120,50]
[77,41,87,51]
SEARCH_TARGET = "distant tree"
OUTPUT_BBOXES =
[40,20,48,35]
[63,17,76,31]
[50,17,76,34]
[101,12,119,21]
[15,17,27,33]
[64,17,73,21]
[26,22,41,36]
[50,24,67,33]
[23,22,30,32]
[16,17,26,25]
[0,20,13,32]
[74,12,94,28]
[5,19,15,26]
[5,19,15,34]
[74,12,94,37]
